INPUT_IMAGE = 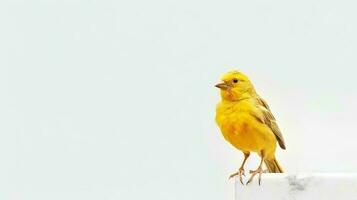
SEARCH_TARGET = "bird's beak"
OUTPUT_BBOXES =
[215,82,231,90]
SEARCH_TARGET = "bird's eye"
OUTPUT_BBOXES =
[233,79,238,83]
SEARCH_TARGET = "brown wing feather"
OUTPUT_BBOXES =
[256,96,286,150]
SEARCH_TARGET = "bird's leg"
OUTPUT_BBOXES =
[229,152,250,185]
[246,150,266,186]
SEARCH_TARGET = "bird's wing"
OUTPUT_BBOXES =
[256,96,286,150]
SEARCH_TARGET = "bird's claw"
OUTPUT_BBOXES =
[229,168,245,185]
[246,167,265,186]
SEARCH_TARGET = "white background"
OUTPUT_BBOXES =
[1,0,357,199]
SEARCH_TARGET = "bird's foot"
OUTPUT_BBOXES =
[229,167,245,185]
[246,167,267,186]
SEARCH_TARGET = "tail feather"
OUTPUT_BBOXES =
[264,158,284,173]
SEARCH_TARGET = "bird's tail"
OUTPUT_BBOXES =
[264,158,284,173]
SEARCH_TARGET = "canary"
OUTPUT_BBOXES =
[215,70,286,185]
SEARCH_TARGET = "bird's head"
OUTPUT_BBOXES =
[215,70,256,101]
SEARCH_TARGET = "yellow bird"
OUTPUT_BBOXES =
[215,70,286,185]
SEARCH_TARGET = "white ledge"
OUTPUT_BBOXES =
[235,173,357,200]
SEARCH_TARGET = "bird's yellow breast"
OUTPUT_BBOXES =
[215,99,276,155]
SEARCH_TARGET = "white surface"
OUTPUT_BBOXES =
[235,174,357,200]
